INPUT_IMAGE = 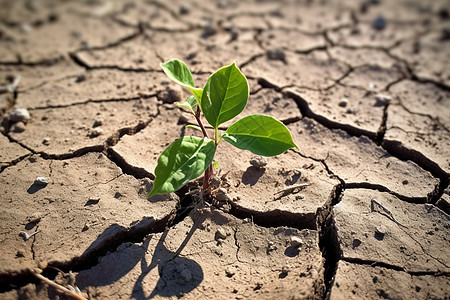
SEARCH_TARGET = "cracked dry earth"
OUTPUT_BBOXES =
[0,0,449,299]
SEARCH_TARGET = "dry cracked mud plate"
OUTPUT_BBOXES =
[0,152,177,274]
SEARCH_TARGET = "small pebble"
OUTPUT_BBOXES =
[268,49,286,61]
[8,108,30,123]
[372,16,387,30]
[16,250,26,258]
[75,74,86,83]
[267,241,277,252]
[86,197,100,205]
[10,121,26,133]
[441,27,450,41]
[203,22,216,38]
[375,225,386,237]
[42,137,51,145]
[38,261,48,270]
[225,267,235,277]
[250,156,267,168]
[346,107,357,114]
[89,128,103,138]
[93,119,103,128]
[179,4,190,15]
[82,223,90,232]
[34,177,50,186]
[374,93,391,106]
[215,228,227,241]
[20,23,32,33]
[178,115,188,124]
[229,27,239,42]
[209,176,221,189]
[290,236,303,248]
[157,86,183,104]
[27,212,43,223]
[338,99,348,107]
[216,188,230,202]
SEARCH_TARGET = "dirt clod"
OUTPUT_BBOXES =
[250,155,267,168]
[290,236,303,248]
[10,121,26,133]
[157,85,183,104]
[215,228,227,241]
[8,108,30,123]
[34,177,50,186]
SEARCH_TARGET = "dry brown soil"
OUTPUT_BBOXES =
[0,0,449,299]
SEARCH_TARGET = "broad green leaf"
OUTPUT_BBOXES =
[223,114,298,156]
[201,62,249,129]
[160,59,203,101]
[148,136,215,197]
[175,96,197,114]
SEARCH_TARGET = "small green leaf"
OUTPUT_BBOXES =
[213,161,220,169]
[148,136,215,197]
[160,59,203,101]
[175,96,197,114]
[185,124,201,131]
[223,114,298,156]
[201,62,249,129]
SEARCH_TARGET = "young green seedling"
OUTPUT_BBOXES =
[147,59,298,198]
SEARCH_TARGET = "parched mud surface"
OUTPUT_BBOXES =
[0,0,449,299]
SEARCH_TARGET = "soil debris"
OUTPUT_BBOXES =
[250,155,267,168]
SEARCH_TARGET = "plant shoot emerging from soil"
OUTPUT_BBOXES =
[148,59,298,198]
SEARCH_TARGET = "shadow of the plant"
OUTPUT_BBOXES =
[75,212,209,299]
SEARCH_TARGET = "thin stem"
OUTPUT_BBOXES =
[194,106,213,192]
[195,106,209,139]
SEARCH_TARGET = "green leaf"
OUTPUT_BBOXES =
[160,59,203,101]
[223,114,298,156]
[148,136,215,197]
[201,62,249,129]
[175,96,197,114]
[185,124,201,131]
[213,161,220,169]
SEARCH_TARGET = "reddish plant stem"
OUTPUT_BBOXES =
[195,106,213,192]
[195,106,209,139]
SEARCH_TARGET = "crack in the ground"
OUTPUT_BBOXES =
[27,94,156,110]
[375,99,389,145]
[381,139,449,203]
[0,213,176,293]
[398,225,450,270]
[0,57,64,67]
[341,257,450,277]
[239,53,265,69]
[389,100,450,133]
[75,28,143,54]
[284,88,378,140]
[316,183,343,300]
[69,51,161,73]
[229,202,316,230]
[0,152,32,174]
[344,182,428,204]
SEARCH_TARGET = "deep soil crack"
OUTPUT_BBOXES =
[316,183,343,299]
[341,257,450,277]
